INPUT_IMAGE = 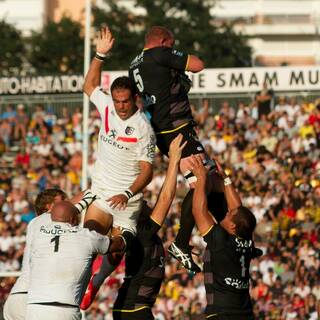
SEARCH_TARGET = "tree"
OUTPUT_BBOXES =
[0,20,26,76]
[92,1,143,70]
[28,16,84,74]
[94,0,252,69]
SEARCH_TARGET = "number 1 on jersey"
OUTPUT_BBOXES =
[51,235,60,252]
[133,68,144,92]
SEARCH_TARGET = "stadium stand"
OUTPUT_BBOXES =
[0,96,319,320]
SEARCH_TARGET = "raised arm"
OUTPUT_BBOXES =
[190,156,242,235]
[190,156,215,235]
[83,26,114,97]
[186,55,204,73]
[151,134,187,225]
[215,160,242,211]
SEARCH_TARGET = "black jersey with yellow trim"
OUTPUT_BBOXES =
[203,224,255,317]
[129,46,193,133]
[113,217,165,311]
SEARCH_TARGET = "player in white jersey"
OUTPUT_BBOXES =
[3,189,67,320]
[80,26,155,309]
[26,200,129,320]
[83,25,155,237]
[3,189,96,320]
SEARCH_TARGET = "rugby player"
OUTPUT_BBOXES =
[112,134,186,320]
[3,189,67,320]
[190,156,257,320]
[81,25,155,309]
[25,200,129,320]
[129,26,219,272]
[3,189,96,320]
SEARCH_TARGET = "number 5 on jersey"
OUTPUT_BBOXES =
[133,69,144,92]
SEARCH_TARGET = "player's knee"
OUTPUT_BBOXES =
[84,219,108,235]
[108,252,123,266]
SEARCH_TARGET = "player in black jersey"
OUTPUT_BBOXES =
[113,134,186,320]
[129,25,220,273]
[190,155,257,320]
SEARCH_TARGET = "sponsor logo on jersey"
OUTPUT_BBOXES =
[224,277,249,289]
[147,136,156,159]
[109,129,117,139]
[172,49,183,57]
[125,126,135,135]
[40,224,78,235]
[130,52,144,68]
[235,238,252,249]
[100,134,129,150]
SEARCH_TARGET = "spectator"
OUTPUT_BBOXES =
[255,82,274,119]
[0,95,319,319]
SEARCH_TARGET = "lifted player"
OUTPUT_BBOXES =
[129,26,218,272]
[81,25,155,309]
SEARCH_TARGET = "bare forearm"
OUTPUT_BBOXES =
[83,58,103,96]
[129,164,153,195]
[151,160,179,225]
[224,181,242,211]
[193,178,208,224]
[193,176,214,235]
[160,160,179,202]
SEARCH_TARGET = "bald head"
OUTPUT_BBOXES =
[51,201,79,226]
[145,26,174,48]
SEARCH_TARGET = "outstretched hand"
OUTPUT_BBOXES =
[96,25,114,55]
[189,155,208,180]
[168,134,187,164]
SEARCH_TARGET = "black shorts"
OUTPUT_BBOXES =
[156,121,205,158]
[113,308,154,320]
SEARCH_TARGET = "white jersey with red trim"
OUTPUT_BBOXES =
[90,87,155,195]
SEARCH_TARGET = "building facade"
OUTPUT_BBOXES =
[0,0,319,66]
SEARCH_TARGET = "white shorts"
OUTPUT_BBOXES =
[3,292,27,320]
[26,304,81,320]
[90,185,142,234]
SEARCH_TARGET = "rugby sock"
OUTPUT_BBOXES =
[175,189,195,249]
[92,254,117,288]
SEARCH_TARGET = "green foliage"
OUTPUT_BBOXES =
[28,16,84,74]
[92,1,143,70]
[95,0,252,69]
[0,20,26,76]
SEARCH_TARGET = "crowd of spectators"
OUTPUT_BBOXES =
[0,93,319,320]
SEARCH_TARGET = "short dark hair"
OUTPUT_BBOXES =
[232,206,256,240]
[111,76,136,96]
[34,188,67,216]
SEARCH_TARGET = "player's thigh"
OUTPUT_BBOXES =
[110,198,142,235]
[113,309,154,320]
[156,123,206,160]
[26,304,81,320]
[3,293,27,320]
[84,203,113,235]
